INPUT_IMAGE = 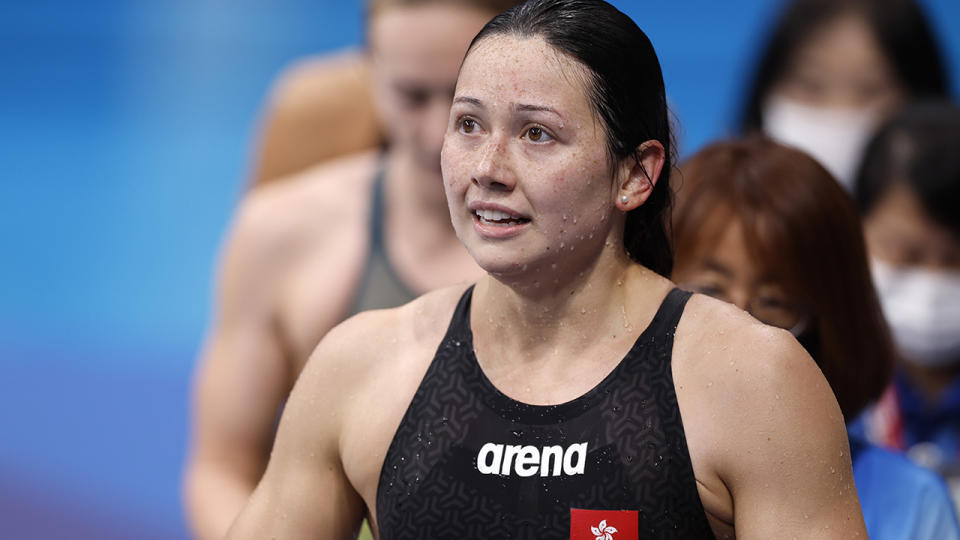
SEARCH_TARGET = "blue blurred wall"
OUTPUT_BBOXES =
[0,1,957,537]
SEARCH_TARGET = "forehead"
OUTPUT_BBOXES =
[868,183,959,242]
[457,35,594,114]
[791,13,890,75]
[680,206,791,279]
[369,5,494,81]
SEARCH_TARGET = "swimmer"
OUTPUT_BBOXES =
[182,1,520,539]
[227,1,866,537]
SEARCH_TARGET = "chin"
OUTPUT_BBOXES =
[469,243,558,283]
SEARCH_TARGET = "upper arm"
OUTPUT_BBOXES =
[226,319,371,539]
[187,197,297,482]
[720,329,867,538]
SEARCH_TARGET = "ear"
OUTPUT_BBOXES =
[614,140,665,211]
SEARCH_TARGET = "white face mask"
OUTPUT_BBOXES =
[871,259,960,367]
[762,96,880,192]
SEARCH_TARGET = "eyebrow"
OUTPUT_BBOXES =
[514,103,563,119]
[452,97,564,121]
[701,260,731,277]
[453,96,483,108]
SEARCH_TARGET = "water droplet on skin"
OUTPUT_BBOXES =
[572,217,577,224]
[551,263,557,270]
[559,242,565,249]
[581,308,586,314]
[830,466,835,474]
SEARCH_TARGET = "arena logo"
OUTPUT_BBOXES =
[476,442,588,477]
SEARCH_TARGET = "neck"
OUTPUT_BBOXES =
[472,240,664,359]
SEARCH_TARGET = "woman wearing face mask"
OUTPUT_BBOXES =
[850,101,960,496]
[672,136,960,539]
[740,0,950,191]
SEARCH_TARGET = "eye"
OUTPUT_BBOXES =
[754,295,789,311]
[457,117,478,134]
[398,87,429,109]
[524,125,553,143]
[685,280,729,302]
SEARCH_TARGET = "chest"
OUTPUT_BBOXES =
[373,339,715,539]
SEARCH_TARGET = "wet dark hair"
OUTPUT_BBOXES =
[856,100,960,235]
[740,0,950,132]
[673,137,894,420]
[467,0,675,276]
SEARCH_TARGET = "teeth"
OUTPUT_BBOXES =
[476,208,517,221]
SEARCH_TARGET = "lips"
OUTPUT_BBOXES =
[474,207,530,225]
[468,202,531,238]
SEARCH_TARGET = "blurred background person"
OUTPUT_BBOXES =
[850,101,960,501]
[739,0,950,190]
[672,137,960,539]
[181,1,521,539]
[252,50,382,185]
[2,2,958,539]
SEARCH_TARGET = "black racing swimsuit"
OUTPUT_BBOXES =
[376,287,715,539]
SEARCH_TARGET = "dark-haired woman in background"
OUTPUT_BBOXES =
[673,136,960,539]
[225,1,866,538]
[850,101,960,506]
[740,0,950,190]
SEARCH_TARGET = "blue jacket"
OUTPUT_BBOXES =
[851,433,960,539]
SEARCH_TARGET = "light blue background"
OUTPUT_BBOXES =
[1,1,958,537]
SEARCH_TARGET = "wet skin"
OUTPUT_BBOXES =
[224,34,866,540]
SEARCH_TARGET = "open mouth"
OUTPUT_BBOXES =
[474,208,531,226]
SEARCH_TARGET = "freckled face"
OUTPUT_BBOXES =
[369,5,494,176]
[441,35,617,277]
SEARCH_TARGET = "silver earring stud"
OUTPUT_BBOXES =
[620,195,629,204]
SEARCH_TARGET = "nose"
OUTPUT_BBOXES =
[472,135,515,192]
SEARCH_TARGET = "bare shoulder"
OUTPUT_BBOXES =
[269,50,371,105]
[255,50,379,182]
[674,294,861,535]
[301,284,472,386]
[674,293,828,396]
[673,293,843,442]
[293,284,471,449]
[232,150,380,257]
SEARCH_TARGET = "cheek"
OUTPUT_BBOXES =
[440,144,467,191]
